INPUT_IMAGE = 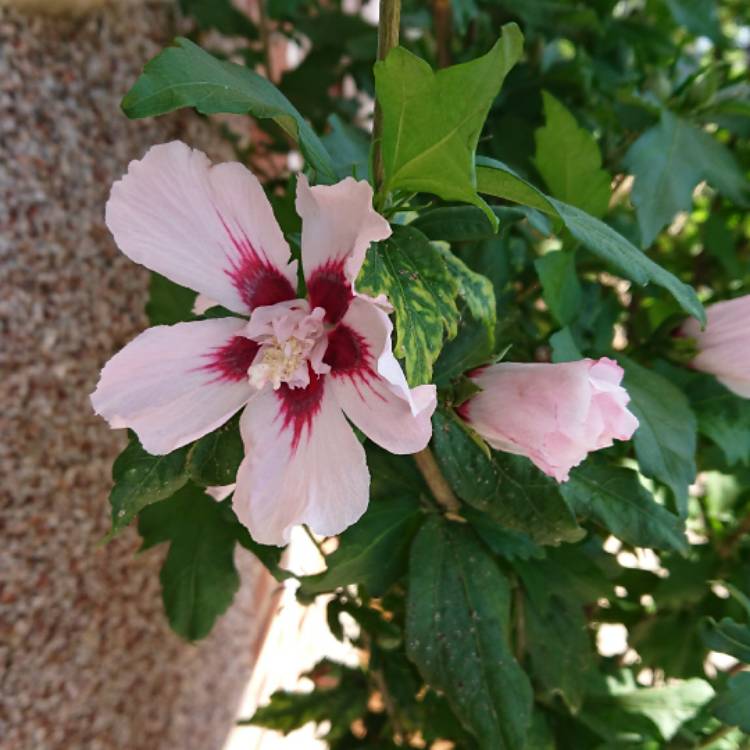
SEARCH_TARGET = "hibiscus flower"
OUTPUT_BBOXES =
[91,141,436,545]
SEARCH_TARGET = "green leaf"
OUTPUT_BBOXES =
[109,436,190,533]
[623,111,748,247]
[549,326,583,363]
[620,357,697,514]
[534,250,582,325]
[233,520,289,583]
[146,273,196,326]
[138,485,241,640]
[700,617,750,662]
[434,312,495,386]
[713,673,750,731]
[462,506,544,561]
[357,225,459,384]
[366,443,428,501]
[583,676,715,742]
[630,611,706,679]
[179,0,258,37]
[517,559,597,712]
[533,91,611,218]
[321,114,370,181]
[406,516,533,749]
[243,660,369,738]
[299,497,424,597]
[411,205,526,243]
[686,373,750,467]
[431,409,584,545]
[188,413,243,486]
[122,37,335,182]
[434,244,496,334]
[560,459,688,552]
[374,24,523,225]
[665,0,722,43]
[475,157,705,324]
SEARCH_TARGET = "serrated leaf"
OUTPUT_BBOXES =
[534,91,611,218]
[188,413,243,486]
[109,436,190,533]
[535,250,582,325]
[244,660,369,738]
[374,24,523,225]
[357,225,459,384]
[620,357,697,515]
[121,37,335,182]
[434,244,496,333]
[406,516,533,749]
[560,458,688,552]
[138,485,240,640]
[475,157,705,324]
[623,111,748,246]
[713,673,750,731]
[700,617,750,662]
[299,497,424,597]
[431,409,584,545]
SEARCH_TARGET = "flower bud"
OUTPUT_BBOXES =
[681,295,750,398]
[458,358,639,482]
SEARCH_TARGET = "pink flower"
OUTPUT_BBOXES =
[680,295,750,398]
[91,141,436,545]
[458,358,639,482]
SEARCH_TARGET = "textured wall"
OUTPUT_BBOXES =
[0,4,277,749]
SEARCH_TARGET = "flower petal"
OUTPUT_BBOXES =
[233,381,369,545]
[106,141,296,315]
[682,295,750,399]
[327,297,436,454]
[91,318,255,454]
[296,175,391,322]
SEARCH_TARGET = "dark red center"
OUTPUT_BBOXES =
[307,261,352,324]
[276,366,326,450]
[324,324,365,374]
[219,212,296,311]
[204,335,260,382]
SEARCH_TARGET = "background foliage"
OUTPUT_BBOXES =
[108,0,750,747]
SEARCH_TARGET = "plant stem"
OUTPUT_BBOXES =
[413,448,461,514]
[372,0,401,196]
[371,0,460,518]
[433,0,452,68]
[696,724,736,748]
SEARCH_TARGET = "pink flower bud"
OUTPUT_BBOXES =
[459,358,639,482]
[681,295,750,398]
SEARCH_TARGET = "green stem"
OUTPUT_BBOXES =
[372,0,401,201]
[696,724,736,748]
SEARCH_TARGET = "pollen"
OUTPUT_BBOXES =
[244,299,330,390]
[249,338,308,390]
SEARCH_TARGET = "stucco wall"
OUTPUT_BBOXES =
[0,4,277,748]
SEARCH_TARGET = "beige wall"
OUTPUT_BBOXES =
[0,4,277,748]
